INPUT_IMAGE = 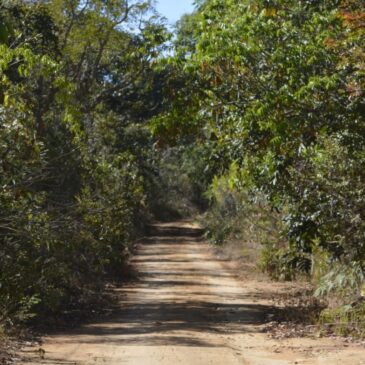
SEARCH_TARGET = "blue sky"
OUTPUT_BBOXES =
[156,0,195,24]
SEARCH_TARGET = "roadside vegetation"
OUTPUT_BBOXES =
[152,0,365,337]
[1,0,365,342]
[0,0,169,327]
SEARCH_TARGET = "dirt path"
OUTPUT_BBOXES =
[20,221,365,365]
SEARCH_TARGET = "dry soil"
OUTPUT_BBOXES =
[19,221,365,365]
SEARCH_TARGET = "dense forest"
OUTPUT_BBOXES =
[1,0,364,336]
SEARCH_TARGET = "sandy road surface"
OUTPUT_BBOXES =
[20,221,365,365]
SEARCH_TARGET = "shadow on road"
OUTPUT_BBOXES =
[41,222,275,349]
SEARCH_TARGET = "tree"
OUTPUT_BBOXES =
[0,0,170,323]
[153,0,365,291]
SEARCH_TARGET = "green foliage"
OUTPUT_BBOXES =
[153,0,365,311]
[1,0,365,337]
[204,164,287,265]
[320,301,365,338]
[0,0,169,324]
[315,262,365,298]
[149,143,215,219]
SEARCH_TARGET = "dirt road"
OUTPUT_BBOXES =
[20,221,365,365]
